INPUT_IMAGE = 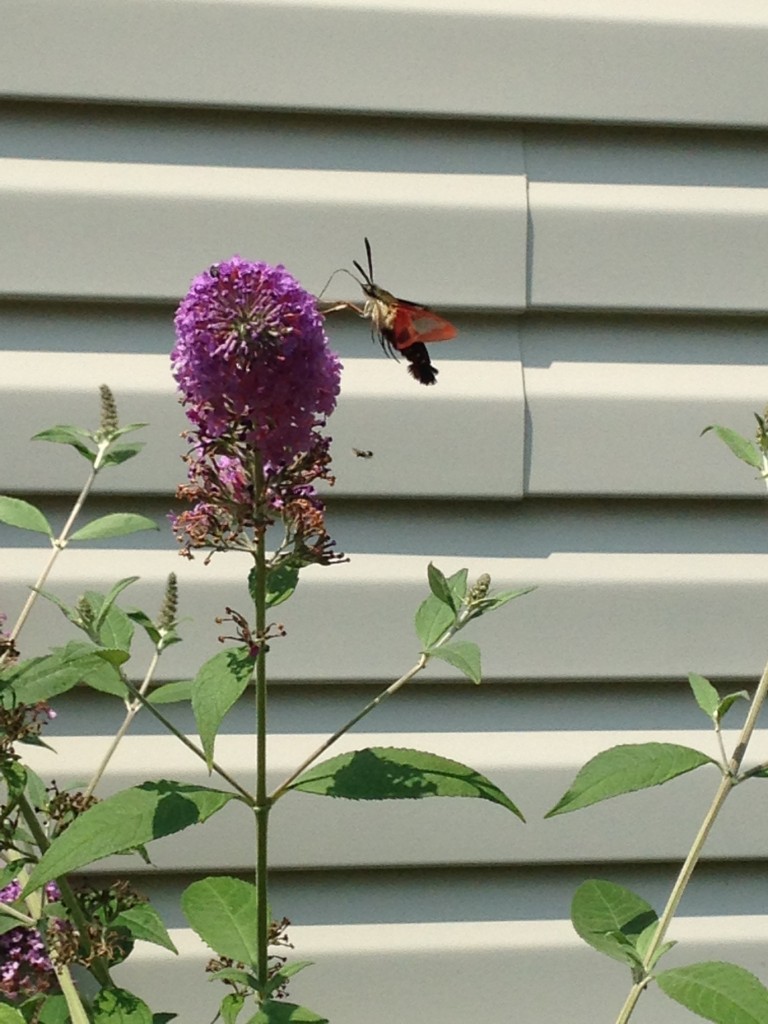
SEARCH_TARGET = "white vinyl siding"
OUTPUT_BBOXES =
[2,4,768,1023]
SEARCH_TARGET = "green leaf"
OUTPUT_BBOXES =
[181,877,258,965]
[69,514,158,542]
[571,880,658,967]
[472,586,536,616]
[126,609,161,646]
[265,962,314,997]
[149,680,194,704]
[32,426,95,462]
[101,443,146,467]
[717,690,750,723]
[114,903,178,953]
[289,746,524,819]
[447,568,469,606]
[245,1003,328,1024]
[427,563,457,611]
[414,595,454,648]
[111,423,149,440]
[34,587,80,626]
[0,496,53,537]
[152,1016,177,1024]
[656,961,768,1024]
[37,995,72,1024]
[9,643,123,702]
[92,578,140,630]
[220,994,246,1024]
[192,648,255,769]
[264,565,300,609]
[689,673,720,720]
[702,426,764,470]
[97,606,135,653]
[428,640,481,684]
[0,1006,27,1023]
[545,742,714,817]
[24,781,236,893]
[92,987,152,1024]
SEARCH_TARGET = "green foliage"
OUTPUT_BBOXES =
[24,782,237,893]
[69,514,158,542]
[546,742,715,817]
[656,961,768,1024]
[264,962,314,998]
[289,746,524,819]
[0,1006,27,1023]
[182,877,259,965]
[32,422,147,468]
[0,496,52,537]
[428,640,482,684]
[689,673,749,725]
[263,565,300,609]
[688,673,721,720]
[92,987,153,1023]
[702,425,764,470]
[36,996,71,1024]
[427,562,458,611]
[4,642,125,704]
[571,880,661,969]
[414,593,454,648]
[114,903,178,954]
[148,680,194,704]
[191,647,255,768]
[244,1003,328,1024]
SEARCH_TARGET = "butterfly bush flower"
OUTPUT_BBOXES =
[172,257,341,464]
[0,881,60,998]
[171,257,343,564]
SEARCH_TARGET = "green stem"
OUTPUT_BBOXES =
[120,678,255,805]
[270,654,428,803]
[19,794,113,989]
[613,654,768,1024]
[83,648,161,801]
[253,458,270,1002]
[2,441,109,668]
[269,609,473,803]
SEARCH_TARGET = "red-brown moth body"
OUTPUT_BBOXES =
[352,239,458,385]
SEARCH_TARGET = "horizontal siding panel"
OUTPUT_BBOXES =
[0,351,524,499]
[112,916,768,1024]
[529,182,768,313]
[0,158,526,307]
[532,180,768,313]
[6,550,768,681]
[25,729,768,870]
[2,1,768,128]
[524,360,768,497]
[3,347,767,499]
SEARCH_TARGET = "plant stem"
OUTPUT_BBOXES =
[253,459,270,1001]
[613,654,768,1024]
[82,649,161,801]
[269,654,428,803]
[119,679,255,805]
[18,794,112,989]
[2,442,109,667]
[269,606,474,804]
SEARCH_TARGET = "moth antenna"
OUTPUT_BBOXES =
[364,237,375,280]
[352,260,372,287]
[317,267,364,300]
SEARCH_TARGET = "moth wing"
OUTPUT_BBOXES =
[391,304,457,350]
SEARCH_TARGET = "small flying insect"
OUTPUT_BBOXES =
[323,239,457,385]
[352,448,374,459]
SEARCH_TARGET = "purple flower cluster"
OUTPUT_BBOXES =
[0,880,60,998]
[170,257,343,560]
[172,257,341,467]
